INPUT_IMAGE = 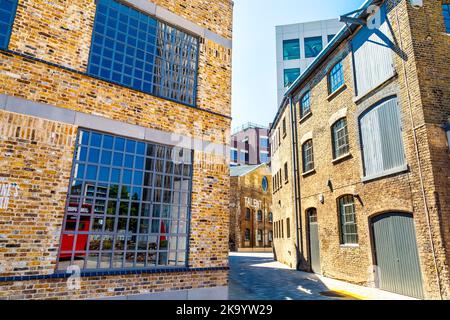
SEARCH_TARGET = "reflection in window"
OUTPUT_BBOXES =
[283,39,300,60]
[443,4,450,33]
[329,61,344,94]
[284,68,300,87]
[88,0,198,105]
[300,91,311,118]
[304,36,323,58]
[58,129,193,271]
[0,0,18,49]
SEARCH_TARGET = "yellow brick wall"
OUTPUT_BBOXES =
[0,0,233,299]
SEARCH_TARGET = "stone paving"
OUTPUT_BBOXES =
[228,252,346,300]
[228,252,415,300]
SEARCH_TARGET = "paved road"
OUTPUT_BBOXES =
[228,253,351,300]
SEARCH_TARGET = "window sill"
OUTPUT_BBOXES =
[327,84,347,101]
[302,169,316,177]
[361,164,409,183]
[340,244,359,249]
[332,153,352,165]
[299,112,312,124]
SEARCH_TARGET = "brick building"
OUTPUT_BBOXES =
[0,0,233,300]
[270,0,450,299]
[231,123,270,166]
[229,164,273,252]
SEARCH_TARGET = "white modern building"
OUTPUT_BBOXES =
[276,19,344,106]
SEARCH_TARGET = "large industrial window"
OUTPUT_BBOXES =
[359,96,406,180]
[300,91,311,118]
[302,140,314,173]
[57,129,193,271]
[284,68,300,87]
[331,118,350,159]
[328,61,344,94]
[0,0,18,49]
[88,0,199,106]
[338,195,358,245]
[443,4,450,33]
[283,39,300,60]
[304,36,323,58]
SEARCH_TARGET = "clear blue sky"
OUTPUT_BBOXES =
[231,0,363,129]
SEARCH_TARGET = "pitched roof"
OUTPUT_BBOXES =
[230,164,265,177]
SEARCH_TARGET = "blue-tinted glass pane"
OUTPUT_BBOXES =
[283,39,300,60]
[0,0,18,49]
[284,68,300,87]
[327,34,336,43]
[443,5,450,33]
[87,0,198,105]
[329,61,345,93]
[304,36,323,58]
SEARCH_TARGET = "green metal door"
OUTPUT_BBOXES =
[371,213,423,298]
[308,209,321,274]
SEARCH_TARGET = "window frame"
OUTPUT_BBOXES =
[304,36,323,58]
[302,139,315,173]
[331,118,350,159]
[283,38,300,60]
[56,129,194,272]
[300,91,311,118]
[284,68,301,88]
[87,0,199,107]
[338,195,358,245]
[0,0,19,50]
[442,4,450,33]
[328,60,345,94]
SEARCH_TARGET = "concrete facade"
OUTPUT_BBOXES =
[0,0,233,300]
[276,19,344,106]
[229,164,273,252]
[270,0,450,300]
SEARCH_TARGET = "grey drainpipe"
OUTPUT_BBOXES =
[288,95,303,270]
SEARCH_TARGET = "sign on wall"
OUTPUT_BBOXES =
[245,197,262,210]
[0,179,19,210]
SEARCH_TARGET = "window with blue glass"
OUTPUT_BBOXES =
[327,34,336,43]
[88,0,199,106]
[0,0,18,49]
[230,149,238,163]
[443,4,450,33]
[260,152,269,163]
[328,61,344,94]
[259,137,269,148]
[284,68,300,87]
[57,129,193,271]
[300,91,311,118]
[304,36,323,58]
[283,39,300,60]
